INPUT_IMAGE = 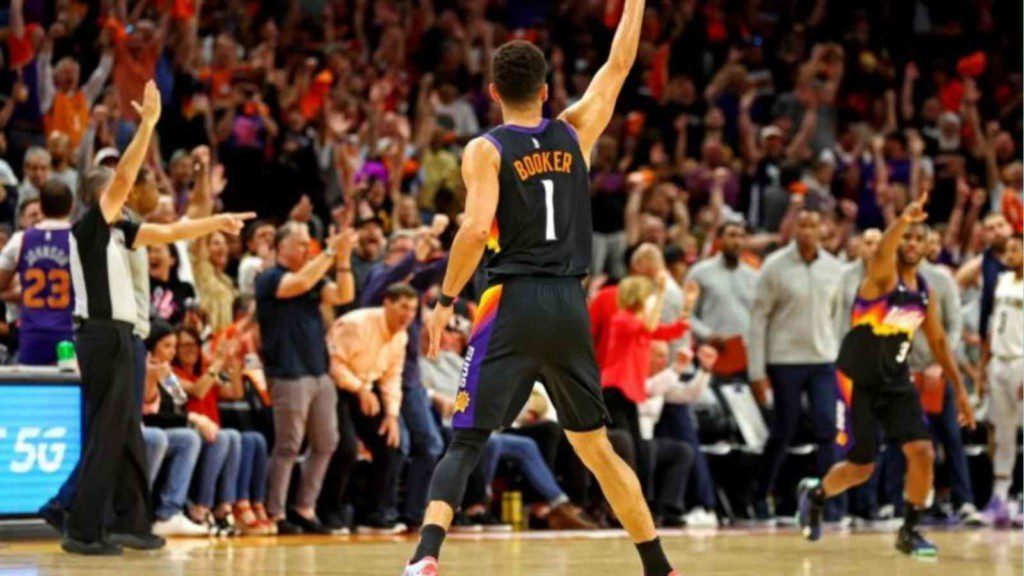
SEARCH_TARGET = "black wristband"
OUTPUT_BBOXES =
[437,293,456,307]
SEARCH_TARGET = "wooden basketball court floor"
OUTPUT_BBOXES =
[0,527,1019,576]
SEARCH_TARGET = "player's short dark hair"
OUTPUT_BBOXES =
[492,40,548,107]
[906,221,930,235]
[383,283,418,303]
[40,179,72,218]
[797,205,824,218]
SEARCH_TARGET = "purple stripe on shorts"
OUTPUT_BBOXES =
[451,315,498,429]
[502,118,550,134]
[482,133,503,155]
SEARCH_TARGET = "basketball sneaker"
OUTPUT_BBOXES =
[403,557,439,575]
[895,527,937,558]
[796,478,823,542]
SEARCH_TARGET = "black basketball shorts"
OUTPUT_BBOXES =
[835,368,932,465]
[450,276,610,432]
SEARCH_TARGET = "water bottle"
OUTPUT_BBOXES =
[56,340,77,372]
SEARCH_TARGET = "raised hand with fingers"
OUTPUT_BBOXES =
[900,191,928,224]
[131,80,162,127]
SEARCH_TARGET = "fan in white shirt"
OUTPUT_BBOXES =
[640,342,718,440]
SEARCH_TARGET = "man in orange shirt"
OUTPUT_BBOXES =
[37,27,113,149]
[324,283,418,534]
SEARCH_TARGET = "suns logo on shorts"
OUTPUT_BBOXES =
[454,391,471,414]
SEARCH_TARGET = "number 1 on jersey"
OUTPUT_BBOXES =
[542,179,557,241]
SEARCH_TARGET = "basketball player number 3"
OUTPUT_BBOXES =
[542,179,557,241]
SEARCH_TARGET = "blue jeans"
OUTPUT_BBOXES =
[481,433,564,504]
[195,428,241,507]
[154,428,202,520]
[881,381,975,510]
[143,427,169,486]
[236,431,268,503]
[400,386,443,523]
[755,364,837,501]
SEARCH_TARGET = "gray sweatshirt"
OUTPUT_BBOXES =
[908,262,961,371]
[837,260,866,338]
[747,243,844,380]
[686,253,759,340]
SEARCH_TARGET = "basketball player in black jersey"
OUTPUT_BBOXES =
[402,1,678,575]
[796,193,976,558]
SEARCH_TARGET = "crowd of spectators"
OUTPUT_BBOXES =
[0,0,1021,536]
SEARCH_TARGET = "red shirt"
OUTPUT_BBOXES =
[588,286,619,368]
[600,310,689,404]
[1002,191,1023,234]
[176,364,221,426]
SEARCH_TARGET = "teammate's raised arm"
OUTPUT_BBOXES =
[100,80,161,223]
[426,137,501,358]
[558,0,645,161]
[863,192,928,299]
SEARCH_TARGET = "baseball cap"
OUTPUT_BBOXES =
[94,147,121,166]
[759,125,784,143]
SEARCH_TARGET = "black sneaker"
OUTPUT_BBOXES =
[61,535,124,556]
[796,478,824,542]
[466,510,512,532]
[752,498,775,524]
[658,514,686,529]
[275,519,303,535]
[38,499,67,533]
[450,512,483,533]
[107,532,166,551]
[895,527,938,558]
[320,511,351,535]
[287,510,332,535]
[212,513,239,537]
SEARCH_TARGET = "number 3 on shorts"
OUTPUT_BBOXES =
[542,179,556,241]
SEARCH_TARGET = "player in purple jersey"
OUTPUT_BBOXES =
[0,180,75,365]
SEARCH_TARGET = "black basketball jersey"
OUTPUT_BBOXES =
[481,119,592,281]
[837,274,930,381]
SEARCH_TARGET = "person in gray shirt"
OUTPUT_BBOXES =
[747,208,844,520]
[687,221,758,375]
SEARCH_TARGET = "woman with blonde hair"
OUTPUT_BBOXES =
[600,273,697,485]
[191,230,238,332]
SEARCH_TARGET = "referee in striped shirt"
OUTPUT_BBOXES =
[62,81,255,555]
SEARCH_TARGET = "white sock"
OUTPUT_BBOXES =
[993,477,1012,501]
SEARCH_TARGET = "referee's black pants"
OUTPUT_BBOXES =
[66,320,152,542]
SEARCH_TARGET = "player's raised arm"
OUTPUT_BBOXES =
[557,0,645,161]
[863,192,928,299]
[426,137,501,358]
[100,80,161,223]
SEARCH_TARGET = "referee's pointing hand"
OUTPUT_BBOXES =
[216,212,258,235]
